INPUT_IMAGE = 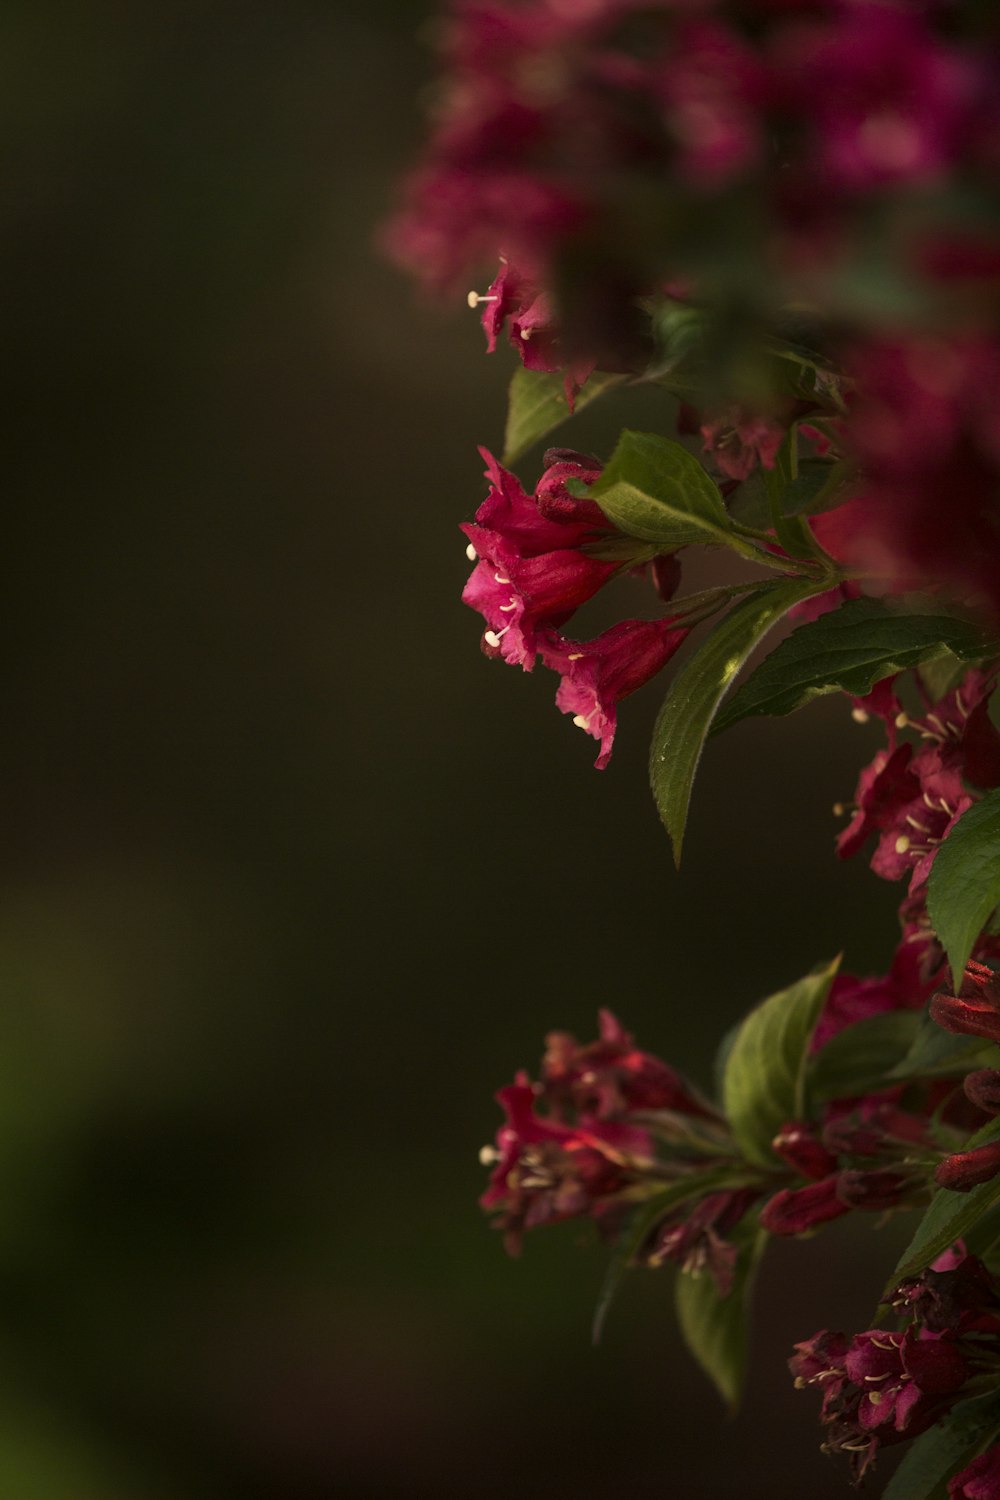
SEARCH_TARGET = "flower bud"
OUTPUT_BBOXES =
[936,1139,1000,1192]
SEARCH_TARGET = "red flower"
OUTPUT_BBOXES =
[480,1075,653,1255]
[461,448,617,669]
[539,617,691,768]
[541,1007,720,1123]
[949,1445,1000,1499]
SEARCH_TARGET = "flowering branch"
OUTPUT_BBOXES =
[387,0,1000,1492]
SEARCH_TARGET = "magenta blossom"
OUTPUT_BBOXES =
[461,448,618,668]
[542,1007,721,1123]
[480,1074,654,1254]
[470,259,596,403]
[836,669,998,894]
[700,404,787,481]
[539,616,691,768]
[648,1187,761,1295]
[779,7,978,191]
[791,1319,972,1481]
[812,930,941,1052]
[950,1446,1000,1499]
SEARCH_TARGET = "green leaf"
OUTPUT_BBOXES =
[592,1169,747,1346]
[886,1116,1000,1289]
[651,579,827,862]
[928,790,1000,986]
[502,368,624,466]
[589,430,734,551]
[888,1012,998,1084]
[675,1219,767,1411]
[714,598,998,735]
[807,1011,922,1104]
[783,459,855,517]
[882,1390,1000,1500]
[919,650,973,703]
[723,958,840,1169]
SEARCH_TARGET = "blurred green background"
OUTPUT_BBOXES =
[1,2,914,1495]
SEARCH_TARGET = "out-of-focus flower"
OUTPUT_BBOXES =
[480,1074,654,1254]
[542,1006,721,1121]
[949,1445,1000,1499]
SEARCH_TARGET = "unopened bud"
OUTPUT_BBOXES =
[836,1167,912,1211]
[936,1140,1000,1192]
[772,1122,837,1181]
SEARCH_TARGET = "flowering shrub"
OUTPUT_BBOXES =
[391,0,1000,1492]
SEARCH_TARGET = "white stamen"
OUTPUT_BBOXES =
[851,707,869,724]
[567,653,584,661]
[494,571,511,584]
[483,627,510,649]
[520,327,533,341]
[499,601,517,613]
[467,291,500,308]
[905,815,931,833]
[478,1145,500,1165]
[465,542,477,561]
[895,835,911,855]
[895,711,910,729]
[572,714,590,730]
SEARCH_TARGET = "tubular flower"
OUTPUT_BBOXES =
[793,1256,1000,1482]
[836,668,998,893]
[460,447,618,668]
[469,258,596,403]
[647,1187,762,1295]
[541,1007,721,1123]
[932,963,1000,1048]
[539,617,692,768]
[480,1074,655,1255]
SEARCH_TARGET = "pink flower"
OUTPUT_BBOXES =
[541,1007,721,1122]
[461,448,617,669]
[480,1074,653,1255]
[700,405,787,481]
[792,1306,976,1483]
[950,1446,1000,1499]
[835,669,997,894]
[780,8,977,191]
[836,337,1000,619]
[539,616,691,768]
[470,259,596,404]
[648,1187,761,1295]
[811,931,940,1053]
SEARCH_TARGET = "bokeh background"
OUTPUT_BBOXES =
[3,2,915,1496]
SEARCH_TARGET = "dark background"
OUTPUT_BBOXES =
[2,3,909,1495]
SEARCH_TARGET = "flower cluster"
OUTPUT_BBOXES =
[836,667,1000,928]
[388,0,1000,339]
[461,447,692,765]
[791,1251,1000,1483]
[482,994,979,1277]
[393,1,1000,1493]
